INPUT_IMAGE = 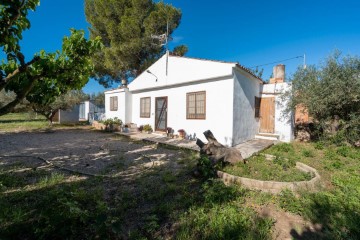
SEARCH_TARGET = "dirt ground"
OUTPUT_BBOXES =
[0,129,185,178]
[0,128,318,239]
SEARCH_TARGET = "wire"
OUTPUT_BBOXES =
[249,56,303,69]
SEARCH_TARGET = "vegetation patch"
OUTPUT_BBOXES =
[263,141,360,239]
[223,155,312,182]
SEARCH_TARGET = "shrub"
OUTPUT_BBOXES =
[196,155,217,179]
[143,124,152,132]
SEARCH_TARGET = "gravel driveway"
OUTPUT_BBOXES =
[0,129,185,177]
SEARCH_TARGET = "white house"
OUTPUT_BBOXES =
[104,53,293,146]
[53,100,105,124]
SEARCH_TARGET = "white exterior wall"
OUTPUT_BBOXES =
[261,82,294,142]
[105,88,132,123]
[232,68,262,145]
[131,77,235,146]
[84,101,90,121]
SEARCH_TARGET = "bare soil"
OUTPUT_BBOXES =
[0,129,185,178]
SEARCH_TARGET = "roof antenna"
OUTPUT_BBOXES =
[151,19,172,76]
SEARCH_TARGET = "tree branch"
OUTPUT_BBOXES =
[0,74,40,115]
[5,0,26,31]
[0,56,40,91]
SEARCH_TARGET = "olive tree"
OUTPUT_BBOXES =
[287,51,360,144]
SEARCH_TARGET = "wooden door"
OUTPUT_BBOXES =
[259,97,275,133]
[155,97,167,131]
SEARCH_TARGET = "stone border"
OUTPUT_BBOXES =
[217,155,321,194]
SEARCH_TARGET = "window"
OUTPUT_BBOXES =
[255,97,261,118]
[140,97,151,118]
[187,91,206,119]
[110,96,118,111]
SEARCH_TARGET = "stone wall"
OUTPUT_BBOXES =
[217,159,320,194]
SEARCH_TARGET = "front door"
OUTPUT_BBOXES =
[259,97,275,133]
[155,97,167,131]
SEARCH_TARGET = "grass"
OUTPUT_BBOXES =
[0,144,273,239]
[1,117,359,239]
[0,112,89,132]
[223,154,312,182]
[262,142,360,239]
[0,112,48,131]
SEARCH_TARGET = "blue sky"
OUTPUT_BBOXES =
[13,0,360,94]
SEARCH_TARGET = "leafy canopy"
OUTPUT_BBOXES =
[0,0,103,115]
[288,51,360,143]
[31,90,88,123]
[85,0,184,86]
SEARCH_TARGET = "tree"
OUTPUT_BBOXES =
[89,92,105,106]
[85,0,182,86]
[287,51,360,143]
[31,90,88,124]
[0,0,103,116]
[171,45,188,56]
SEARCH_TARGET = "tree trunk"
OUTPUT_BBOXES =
[196,130,246,165]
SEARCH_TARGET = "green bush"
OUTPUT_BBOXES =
[196,155,217,179]
[142,124,153,132]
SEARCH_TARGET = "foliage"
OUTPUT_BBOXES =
[142,124,152,132]
[84,0,182,86]
[171,45,188,56]
[0,90,29,112]
[223,155,311,182]
[196,155,217,179]
[0,1,103,115]
[177,180,272,240]
[0,0,40,54]
[264,142,360,239]
[286,51,360,144]
[103,117,122,126]
[88,92,105,106]
[31,90,88,123]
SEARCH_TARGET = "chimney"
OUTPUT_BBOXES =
[121,79,127,88]
[269,64,285,83]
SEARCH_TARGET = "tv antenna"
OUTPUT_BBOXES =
[151,20,172,76]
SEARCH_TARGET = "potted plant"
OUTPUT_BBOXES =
[178,129,185,139]
[138,125,144,132]
[143,124,153,134]
[112,117,122,131]
[166,127,173,137]
[103,119,113,132]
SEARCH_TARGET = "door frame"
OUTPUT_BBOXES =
[259,97,275,133]
[154,96,168,131]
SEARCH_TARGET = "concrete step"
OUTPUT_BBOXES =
[255,133,280,141]
[152,131,167,137]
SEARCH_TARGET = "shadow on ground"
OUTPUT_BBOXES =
[0,129,273,239]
